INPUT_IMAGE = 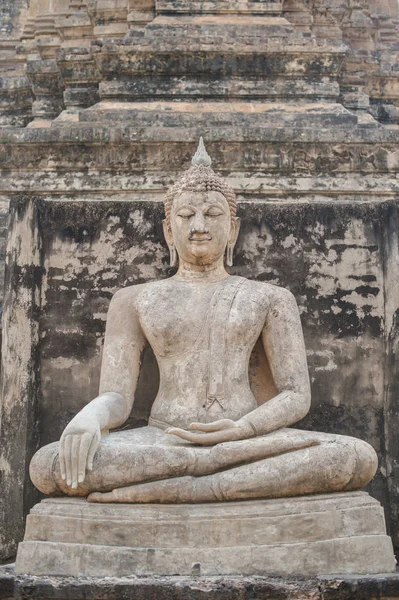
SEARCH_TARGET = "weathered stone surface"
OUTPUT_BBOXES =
[0,0,32,127]
[0,567,14,600]
[0,198,42,561]
[79,102,357,128]
[0,75,32,127]
[6,562,399,600]
[0,0,28,40]
[15,493,396,577]
[1,0,399,126]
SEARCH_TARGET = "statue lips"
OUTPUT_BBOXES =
[189,234,212,243]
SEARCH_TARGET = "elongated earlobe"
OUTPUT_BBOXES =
[226,217,240,267]
[162,219,178,268]
[169,245,178,268]
[226,243,234,267]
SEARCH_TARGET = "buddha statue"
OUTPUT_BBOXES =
[30,138,378,504]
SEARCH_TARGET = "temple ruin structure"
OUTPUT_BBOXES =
[0,0,399,565]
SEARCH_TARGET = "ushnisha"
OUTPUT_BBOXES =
[30,138,377,503]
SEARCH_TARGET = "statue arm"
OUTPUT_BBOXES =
[59,287,146,488]
[97,287,147,427]
[237,287,311,436]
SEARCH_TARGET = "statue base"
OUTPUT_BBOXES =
[15,492,396,577]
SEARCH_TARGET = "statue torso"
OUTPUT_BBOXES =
[135,276,272,428]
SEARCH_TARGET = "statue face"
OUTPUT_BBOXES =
[169,190,233,266]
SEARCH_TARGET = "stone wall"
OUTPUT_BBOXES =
[1,0,399,126]
[0,0,28,39]
[3,566,399,600]
[35,198,397,519]
[0,203,9,326]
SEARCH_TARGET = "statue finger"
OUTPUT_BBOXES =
[59,437,66,480]
[189,420,235,432]
[87,430,101,471]
[63,435,73,487]
[71,436,80,489]
[166,427,200,442]
[88,490,117,503]
[167,427,233,445]
[180,429,236,446]
[78,433,92,483]
[87,492,106,503]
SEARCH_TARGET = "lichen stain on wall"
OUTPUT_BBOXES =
[237,207,383,336]
[234,201,388,505]
[38,201,168,442]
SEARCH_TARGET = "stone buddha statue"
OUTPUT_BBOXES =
[30,139,378,504]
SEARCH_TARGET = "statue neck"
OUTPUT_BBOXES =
[174,258,230,283]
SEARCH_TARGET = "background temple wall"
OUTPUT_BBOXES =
[36,197,396,514]
[0,171,398,559]
[0,126,398,562]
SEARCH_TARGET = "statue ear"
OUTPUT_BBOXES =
[226,217,240,267]
[162,219,178,267]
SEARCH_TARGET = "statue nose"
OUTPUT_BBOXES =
[190,212,209,233]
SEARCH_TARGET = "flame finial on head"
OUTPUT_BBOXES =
[191,137,212,168]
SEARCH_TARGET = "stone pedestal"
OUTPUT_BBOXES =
[15,491,396,577]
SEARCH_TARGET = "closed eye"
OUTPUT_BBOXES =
[205,208,224,217]
[177,209,195,218]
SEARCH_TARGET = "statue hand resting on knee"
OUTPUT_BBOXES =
[30,139,378,503]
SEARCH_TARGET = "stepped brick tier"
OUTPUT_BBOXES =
[0,0,399,126]
[15,493,396,577]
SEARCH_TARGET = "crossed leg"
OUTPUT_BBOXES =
[88,430,377,503]
[30,426,377,502]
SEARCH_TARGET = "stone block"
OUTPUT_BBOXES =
[15,492,396,577]
[156,0,283,15]
[79,101,358,129]
[0,75,33,127]
[98,76,340,102]
[94,43,346,84]
[93,23,129,36]
[6,563,399,600]
[0,573,14,600]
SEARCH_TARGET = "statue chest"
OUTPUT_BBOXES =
[137,279,267,359]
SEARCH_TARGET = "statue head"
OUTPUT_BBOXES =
[163,138,240,268]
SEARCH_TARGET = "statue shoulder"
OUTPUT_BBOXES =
[109,280,161,309]
[241,278,298,310]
